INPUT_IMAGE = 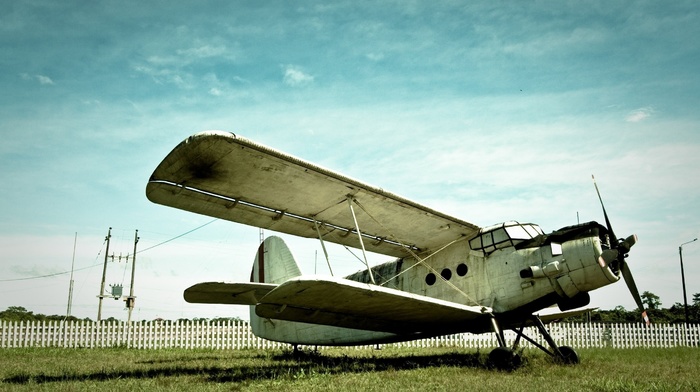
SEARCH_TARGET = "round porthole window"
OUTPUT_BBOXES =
[457,263,468,276]
[441,268,452,280]
[425,273,436,286]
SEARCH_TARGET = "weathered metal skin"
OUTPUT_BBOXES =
[150,132,636,350]
[247,222,621,345]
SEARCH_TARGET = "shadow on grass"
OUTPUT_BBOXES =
[2,349,490,385]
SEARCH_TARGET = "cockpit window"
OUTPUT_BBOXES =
[505,225,530,240]
[469,221,543,255]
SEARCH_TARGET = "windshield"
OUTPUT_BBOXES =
[469,221,543,254]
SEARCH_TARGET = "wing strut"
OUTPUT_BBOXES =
[350,197,484,307]
[313,219,334,276]
[347,196,375,284]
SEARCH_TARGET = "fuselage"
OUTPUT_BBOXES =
[346,221,618,327]
[251,221,621,345]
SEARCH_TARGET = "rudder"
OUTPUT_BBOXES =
[250,236,301,284]
[250,236,302,341]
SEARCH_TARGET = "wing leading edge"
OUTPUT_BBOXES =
[255,276,492,335]
[184,277,491,335]
[146,131,480,257]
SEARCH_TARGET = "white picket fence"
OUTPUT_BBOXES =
[1,320,698,349]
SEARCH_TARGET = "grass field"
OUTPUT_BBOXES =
[1,346,699,391]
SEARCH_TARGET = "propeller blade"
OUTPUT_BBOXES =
[620,260,645,312]
[591,176,646,322]
[592,175,617,243]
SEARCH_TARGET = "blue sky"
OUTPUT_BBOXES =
[1,1,699,322]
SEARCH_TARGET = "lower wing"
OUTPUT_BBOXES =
[255,276,492,335]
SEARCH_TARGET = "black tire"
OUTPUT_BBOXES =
[556,345,580,365]
[488,347,522,371]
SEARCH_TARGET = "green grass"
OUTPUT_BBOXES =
[1,346,699,391]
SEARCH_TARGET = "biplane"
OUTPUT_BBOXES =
[146,131,645,369]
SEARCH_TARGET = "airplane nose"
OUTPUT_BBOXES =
[598,249,618,268]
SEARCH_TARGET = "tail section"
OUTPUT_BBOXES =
[248,236,396,345]
[250,236,301,284]
[250,236,301,341]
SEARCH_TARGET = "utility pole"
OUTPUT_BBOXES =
[97,227,112,322]
[679,238,697,326]
[126,230,139,323]
[66,232,77,317]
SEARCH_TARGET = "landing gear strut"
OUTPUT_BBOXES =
[487,316,522,370]
[488,315,580,370]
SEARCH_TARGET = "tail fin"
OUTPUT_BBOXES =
[249,236,386,345]
[250,236,302,341]
[250,236,301,284]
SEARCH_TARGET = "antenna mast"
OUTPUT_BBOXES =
[66,232,77,317]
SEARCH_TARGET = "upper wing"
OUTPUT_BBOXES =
[255,276,491,334]
[184,282,277,305]
[146,131,479,257]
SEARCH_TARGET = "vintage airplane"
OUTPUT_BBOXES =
[146,131,646,369]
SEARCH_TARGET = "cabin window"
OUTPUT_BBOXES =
[551,243,563,256]
[441,268,452,280]
[456,263,468,276]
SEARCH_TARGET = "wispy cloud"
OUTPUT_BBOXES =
[176,44,228,59]
[366,52,385,61]
[282,65,314,86]
[132,64,191,88]
[626,107,654,122]
[20,73,54,85]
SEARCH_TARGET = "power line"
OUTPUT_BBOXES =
[136,219,217,254]
[0,219,219,282]
[0,265,99,282]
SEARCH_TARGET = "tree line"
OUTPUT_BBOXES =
[0,306,244,324]
[571,291,700,324]
[2,291,699,324]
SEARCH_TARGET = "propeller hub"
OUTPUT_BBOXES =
[617,234,638,255]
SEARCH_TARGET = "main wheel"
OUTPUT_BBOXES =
[556,345,580,365]
[488,347,522,371]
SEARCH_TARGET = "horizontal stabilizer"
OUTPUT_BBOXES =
[184,282,277,305]
[255,276,491,334]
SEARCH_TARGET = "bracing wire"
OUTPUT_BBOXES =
[0,219,218,282]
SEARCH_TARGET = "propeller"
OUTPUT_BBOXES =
[592,175,646,321]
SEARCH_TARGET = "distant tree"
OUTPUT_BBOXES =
[641,291,661,310]
[102,317,119,323]
[587,306,637,323]
[210,317,246,324]
[684,293,700,324]
[0,306,35,321]
[46,314,81,322]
